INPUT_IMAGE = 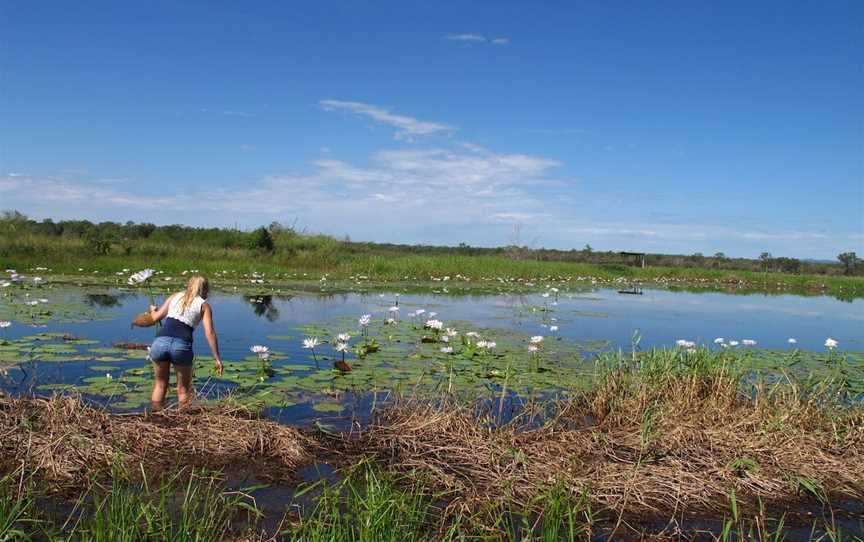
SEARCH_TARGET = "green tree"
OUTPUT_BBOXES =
[759,252,773,272]
[249,227,275,252]
[838,252,858,275]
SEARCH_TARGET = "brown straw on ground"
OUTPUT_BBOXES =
[342,373,864,520]
[0,395,314,493]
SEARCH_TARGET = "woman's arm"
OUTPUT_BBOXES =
[201,303,224,376]
[149,293,178,323]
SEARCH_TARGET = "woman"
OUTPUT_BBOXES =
[148,275,223,409]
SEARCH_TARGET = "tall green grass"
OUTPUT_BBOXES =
[3,231,862,299]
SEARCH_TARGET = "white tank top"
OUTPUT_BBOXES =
[166,293,205,328]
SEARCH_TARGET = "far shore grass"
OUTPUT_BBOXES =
[5,249,864,300]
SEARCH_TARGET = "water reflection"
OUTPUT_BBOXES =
[245,295,281,321]
[84,293,128,308]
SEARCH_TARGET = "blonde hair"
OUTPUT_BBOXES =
[179,275,209,311]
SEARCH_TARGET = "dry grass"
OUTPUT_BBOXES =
[0,394,314,493]
[344,370,864,521]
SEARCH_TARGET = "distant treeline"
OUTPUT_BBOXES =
[1,211,860,276]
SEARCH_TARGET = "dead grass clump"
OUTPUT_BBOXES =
[346,373,864,521]
[0,395,314,493]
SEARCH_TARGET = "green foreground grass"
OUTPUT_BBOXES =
[2,464,860,542]
[3,233,863,299]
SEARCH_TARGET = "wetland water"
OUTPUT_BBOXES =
[1,284,862,427]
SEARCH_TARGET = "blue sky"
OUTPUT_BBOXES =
[1,1,861,258]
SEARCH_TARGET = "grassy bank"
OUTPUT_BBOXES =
[3,235,864,300]
[2,349,862,540]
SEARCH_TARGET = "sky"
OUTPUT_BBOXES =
[1,1,862,259]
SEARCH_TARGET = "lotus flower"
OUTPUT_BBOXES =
[337,333,351,343]
[334,342,349,353]
[358,314,371,327]
[302,337,321,349]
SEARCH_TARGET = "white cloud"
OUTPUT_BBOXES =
[319,100,455,141]
[443,33,487,42]
[442,34,511,46]
[222,110,254,117]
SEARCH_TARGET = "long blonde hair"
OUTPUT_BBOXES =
[179,275,209,311]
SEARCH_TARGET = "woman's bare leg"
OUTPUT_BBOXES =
[175,365,194,406]
[151,361,171,410]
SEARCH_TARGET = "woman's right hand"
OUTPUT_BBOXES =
[214,358,224,376]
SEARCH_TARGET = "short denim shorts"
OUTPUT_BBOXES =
[149,336,194,366]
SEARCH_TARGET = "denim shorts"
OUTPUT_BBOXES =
[149,336,194,366]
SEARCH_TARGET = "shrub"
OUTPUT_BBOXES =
[249,227,275,253]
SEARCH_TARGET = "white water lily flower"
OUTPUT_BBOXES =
[385,318,396,325]
[415,309,426,316]
[302,337,321,349]
[675,339,695,349]
[728,341,739,347]
[445,328,458,337]
[465,331,480,338]
[425,319,443,330]
[428,312,437,317]
[476,340,488,349]
[127,269,155,285]
[714,338,725,344]
[541,292,550,298]
[337,333,351,342]
[38,299,48,304]
[0,282,10,288]
[0,321,11,328]
[528,345,539,353]
[25,301,38,306]
[825,338,838,349]
[742,339,757,346]
[787,338,797,344]
[549,325,559,332]
[358,314,371,327]
[334,342,349,353]
[389,306,399,312]
[486,341,496,349]
[530,336,544,344]
[32,277,43,284]
[440,346,453,354]
[250,345,269,354]
[105,373,112,380]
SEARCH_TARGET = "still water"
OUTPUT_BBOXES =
[1,285,862,426]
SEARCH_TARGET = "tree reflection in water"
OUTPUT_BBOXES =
[245,295,280,321]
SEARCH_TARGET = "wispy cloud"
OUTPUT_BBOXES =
[443,33,510,45]
[319,99,455,141]
[222,110,254,117]
[443,33,487,43]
